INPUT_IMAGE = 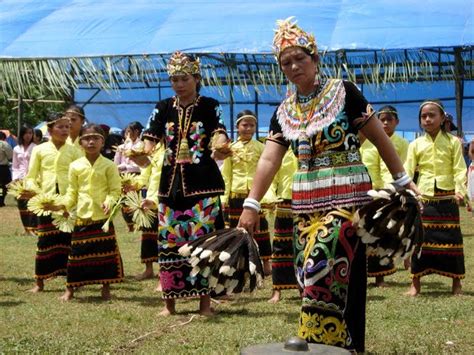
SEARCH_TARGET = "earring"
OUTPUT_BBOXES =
[313,68,320,87]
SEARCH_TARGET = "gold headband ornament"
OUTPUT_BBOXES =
[378,109,397,115]
[167,51,200,76]
[236,114,257,126]
[79,133,104,141]
[64,110,85,119]
[272,17,317,60]
[47,116,69,127]
[419,101,445,114]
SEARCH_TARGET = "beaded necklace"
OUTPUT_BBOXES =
[175,95,199,164]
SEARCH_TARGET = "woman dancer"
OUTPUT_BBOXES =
[141,51,230,316]
[238,18,419,352]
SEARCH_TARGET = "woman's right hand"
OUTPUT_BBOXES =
[237,208,259,236]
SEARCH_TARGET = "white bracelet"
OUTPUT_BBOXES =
[243,198,261,213]
[393,173,412,187]
[243,202,260,212]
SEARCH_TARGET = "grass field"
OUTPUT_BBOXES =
[1,194,473,354]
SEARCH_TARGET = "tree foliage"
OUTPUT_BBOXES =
[0,91,69,135]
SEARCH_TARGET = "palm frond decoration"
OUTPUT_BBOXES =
[123,191,156,230]
[102,196,124,232]
[52,210,76,233]
[27,193,60,216]
[120,173,142,191]
[6,179,38,199]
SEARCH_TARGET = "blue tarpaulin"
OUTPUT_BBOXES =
[1,0,473,133]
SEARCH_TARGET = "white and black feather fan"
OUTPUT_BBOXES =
[178,228,264,295]
[353,185,424,265]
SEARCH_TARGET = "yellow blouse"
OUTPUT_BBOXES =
[63,155,122,220]
[66,136,84,153]
[274,148,297,200]
[26,141,82,195]
[360,140,383,189]
[379,133,409,185]
[405,131,467,196]
[144,146,166,206]
[221,138,277,204]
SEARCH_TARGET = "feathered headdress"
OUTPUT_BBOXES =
[272,16,317,60]
[167,51,200,76]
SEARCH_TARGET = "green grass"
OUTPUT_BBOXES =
[1,195,473,354]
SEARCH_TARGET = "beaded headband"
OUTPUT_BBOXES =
[378,109,398,119]
[79,133,104,141]
[167,51,200,76]
[236,114,257,126]
[64,110,85,118]
[272,17,317,61]
[46,116,69,127]
[419,101,445,114]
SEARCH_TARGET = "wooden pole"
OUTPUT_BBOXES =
[17,96,23,137]
[454,47,464,136]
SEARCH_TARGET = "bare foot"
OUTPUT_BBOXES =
[101,285,111,300]
[268,290,281,304]
[375,276,388,288]
[28,280,44,293]
[199,295,214,316]
[159,299,176,316]
[60,287,74,301]
[199,307,215,317]
[452,279,463,295]
[155,280,162,292]
[405,278,420,297]
[135,271,154,281]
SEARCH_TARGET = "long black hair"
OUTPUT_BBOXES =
[18,124,34,146]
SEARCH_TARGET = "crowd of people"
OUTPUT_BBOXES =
[1,17,473,353]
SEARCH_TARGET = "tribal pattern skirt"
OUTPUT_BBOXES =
[140,216,159,263]
[17,197,37,234]
[411,189,465,279]
[66,220,124,287]
[271,200,297,290]
[35,215,71,279]
[295,208,366,353]
[367,252,397,278]
[158,195,224,299]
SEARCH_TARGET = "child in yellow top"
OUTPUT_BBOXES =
[57,124,124,301]
[135,131,165,286]
[366,106,409,286]
[268,147,298,303]
[405,100,467,296]
[221,110,276,275]
[25,112,82,293]
[65,104,86,152]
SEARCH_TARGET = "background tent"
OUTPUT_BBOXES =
[1,0,472,137]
